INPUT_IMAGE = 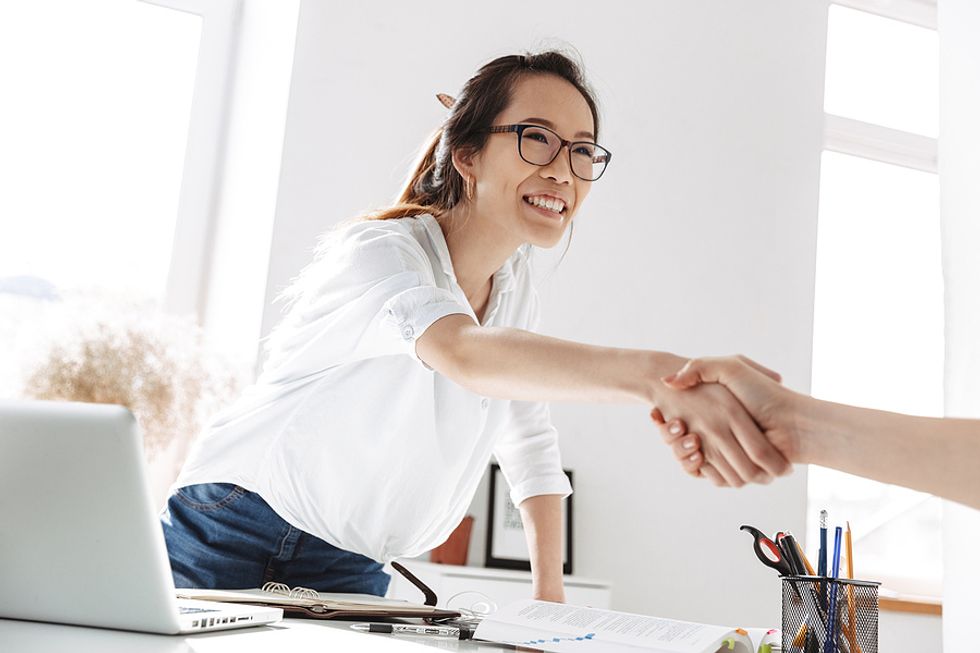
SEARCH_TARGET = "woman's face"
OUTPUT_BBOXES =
[466,74,595,249]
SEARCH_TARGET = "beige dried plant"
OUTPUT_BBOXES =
[21,301,243,459]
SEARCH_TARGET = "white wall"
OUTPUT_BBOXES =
[938,0,980,647]
[262,0,828,627]
[880,610,942,652]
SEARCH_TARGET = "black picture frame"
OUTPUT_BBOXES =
[484,463,573,575]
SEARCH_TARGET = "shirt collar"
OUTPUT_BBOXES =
[418,213,518,297]
[418,214,457,281]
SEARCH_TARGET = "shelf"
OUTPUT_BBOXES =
[387,559,612,609]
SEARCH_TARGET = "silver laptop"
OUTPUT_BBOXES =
[0,400,282,634]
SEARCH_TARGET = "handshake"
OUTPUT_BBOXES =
[646,355,800,488]
[647,355,980,512]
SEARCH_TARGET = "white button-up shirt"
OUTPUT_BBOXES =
[174,214,572,563]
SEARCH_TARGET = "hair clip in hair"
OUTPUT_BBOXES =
[436,93,456,110]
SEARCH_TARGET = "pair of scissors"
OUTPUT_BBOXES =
[740,524,795,576]
[741,526,827,653]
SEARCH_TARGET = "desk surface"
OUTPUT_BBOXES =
[0,617,518,652]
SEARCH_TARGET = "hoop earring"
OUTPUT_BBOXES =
[465,175,475,202]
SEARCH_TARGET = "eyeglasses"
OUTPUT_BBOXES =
[487,123,612,181]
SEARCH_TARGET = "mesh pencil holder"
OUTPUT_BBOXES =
[781,575,880,653]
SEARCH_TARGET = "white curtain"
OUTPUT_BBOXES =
[938,0,980,648]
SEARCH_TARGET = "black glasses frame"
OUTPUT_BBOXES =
[488,123,612,181]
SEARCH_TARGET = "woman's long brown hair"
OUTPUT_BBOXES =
[269,51,600,324]
[364,50,600,223]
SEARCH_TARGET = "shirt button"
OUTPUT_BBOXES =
[401,324,415,340]
[481,398,489,409]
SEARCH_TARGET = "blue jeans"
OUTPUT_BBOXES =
[160,483,390,596]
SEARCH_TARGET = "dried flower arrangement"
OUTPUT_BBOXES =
[20,298,243,460]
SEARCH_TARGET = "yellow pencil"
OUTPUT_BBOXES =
[792,538,816,576]
[846,521,861,653]
[792,624,807,648]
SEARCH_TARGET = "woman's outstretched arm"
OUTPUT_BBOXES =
[416,315,791,486]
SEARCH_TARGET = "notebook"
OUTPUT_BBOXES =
[178,562,460,621]
[473,600,773,653]
[179,583,459,621]
[0,400,283,634]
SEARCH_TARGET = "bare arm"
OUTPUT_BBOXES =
[801,396,980,509]
[519,494,566,602]
[417,314,681,404]
[416,315,791,485]
[661,356,980,509]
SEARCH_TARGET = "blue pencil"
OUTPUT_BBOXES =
[824,526,843,653]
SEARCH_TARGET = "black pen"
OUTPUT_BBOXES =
[783,533,807,575]
[350,622,474,639]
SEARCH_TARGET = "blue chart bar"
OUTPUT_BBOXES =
[522,633,597,646]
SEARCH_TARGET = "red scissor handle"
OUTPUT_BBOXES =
[740,524,793,575]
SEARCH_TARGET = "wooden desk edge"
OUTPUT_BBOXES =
[879,595,942,616]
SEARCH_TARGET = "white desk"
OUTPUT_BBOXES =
[0,617,517,652]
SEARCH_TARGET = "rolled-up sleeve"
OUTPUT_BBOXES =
[263,224,474,379]
[492,399,572,507]
[381,285,473,360]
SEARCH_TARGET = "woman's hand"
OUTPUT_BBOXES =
[648,380,791,487]
[652,355,802,483]
[665,355,801,461]
[650,407,709,479]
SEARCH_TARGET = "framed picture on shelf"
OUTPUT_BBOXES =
[484,463,573,575]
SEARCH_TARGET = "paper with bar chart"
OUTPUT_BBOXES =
[473,600,757,653]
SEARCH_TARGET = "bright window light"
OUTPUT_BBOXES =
[811,152,943,416]
[824,5,938,137]
[808,150,943,596]
[0,0,201,300]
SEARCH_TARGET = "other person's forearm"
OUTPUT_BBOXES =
[797,395,980,509]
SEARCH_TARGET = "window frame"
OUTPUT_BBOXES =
[824,114,937,173]
[813,1,942,598]
[140,0,243,321]
[822,0,938,171]
[831,0,936,30]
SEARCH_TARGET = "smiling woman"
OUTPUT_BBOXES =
[161,50,792,605]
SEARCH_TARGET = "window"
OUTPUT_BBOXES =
[809,1,941,597]
[0,0,237,304]
[824,2,938,136]
[0,0,239,394]
[0,1,201,299]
